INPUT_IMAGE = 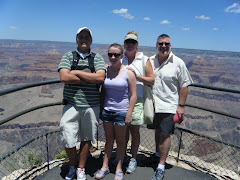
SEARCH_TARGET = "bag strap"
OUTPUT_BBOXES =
[72,51,80,70]
[71,51,96,72]
[142,55,146,77]
[142,55,153,92]
[88,52,96,73]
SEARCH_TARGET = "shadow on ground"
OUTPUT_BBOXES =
[35,149,217,180]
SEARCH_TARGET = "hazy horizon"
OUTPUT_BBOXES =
[1,38,240,53]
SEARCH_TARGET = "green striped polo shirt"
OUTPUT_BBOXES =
[58,50,106,107]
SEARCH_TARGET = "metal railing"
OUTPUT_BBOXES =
[0,80,239,179]
[0,129,62,180]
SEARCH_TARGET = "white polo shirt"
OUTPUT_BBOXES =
[149,52,193,113]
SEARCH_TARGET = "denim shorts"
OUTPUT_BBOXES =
[102,109,127,126]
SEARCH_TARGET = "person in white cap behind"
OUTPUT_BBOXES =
[121,31,155,174]
[58,27,106,180]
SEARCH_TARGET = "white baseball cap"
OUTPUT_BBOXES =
[76,27,92,37]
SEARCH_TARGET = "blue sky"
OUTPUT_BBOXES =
[0,0,240,52]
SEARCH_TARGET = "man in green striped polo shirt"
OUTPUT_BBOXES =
[58,27,106,180]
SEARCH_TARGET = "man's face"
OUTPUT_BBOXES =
[76,31,92,53]
[156,37,171,56]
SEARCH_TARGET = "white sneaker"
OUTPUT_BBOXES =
[151,167,165,180]
[126,158,137,174]
[77,168,86,180]
[65,166,76,180]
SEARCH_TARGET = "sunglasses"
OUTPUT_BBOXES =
[108,53,121,57]
[158,42,170,46]
[125,39,138,44]
[78,35,91,41]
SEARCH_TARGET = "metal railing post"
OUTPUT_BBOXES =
[97,126,99,149]
[46,134,50,171]
[176,130,183,162]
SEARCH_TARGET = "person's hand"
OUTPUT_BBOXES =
[125,115,132,125]
[69,70,77,75]
[126,67,136,77]
[69,70,83,76]
[173,113,184,124]
[176,106,185,120]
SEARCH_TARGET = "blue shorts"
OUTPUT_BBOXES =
[102,109,126,126]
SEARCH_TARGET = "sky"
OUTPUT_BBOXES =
[0,0,240,52]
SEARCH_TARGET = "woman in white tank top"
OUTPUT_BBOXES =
[121,31,155,174]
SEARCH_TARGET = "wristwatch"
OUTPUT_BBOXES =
[178,104,185,108]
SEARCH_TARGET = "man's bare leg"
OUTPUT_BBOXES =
[78,141,91,168]
[156,129,171,165]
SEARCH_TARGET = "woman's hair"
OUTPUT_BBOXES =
[108,43,123,54]
[126,31,138,38]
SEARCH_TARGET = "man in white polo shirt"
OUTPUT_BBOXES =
[150,34,193,180]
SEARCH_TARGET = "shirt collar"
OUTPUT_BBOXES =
[166,51,174,63]
[76,49,91,59]
[123,52,143,61]
[158,51,173,65]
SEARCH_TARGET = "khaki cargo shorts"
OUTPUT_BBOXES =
[60,104,100,148]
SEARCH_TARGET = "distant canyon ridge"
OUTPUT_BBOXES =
[0,39,239,89]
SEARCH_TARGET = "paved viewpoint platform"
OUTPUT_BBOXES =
[35,165,216,180]
[34,154,217,180]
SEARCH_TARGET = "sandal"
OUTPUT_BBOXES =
[114,170,123,180]
[95,167,110,179]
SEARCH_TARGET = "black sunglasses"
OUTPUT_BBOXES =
[158,42,170,46]
[78,35,91,41]
[108,53,121,57]
[125,39,138,44]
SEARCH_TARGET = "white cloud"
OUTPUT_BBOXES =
[182,28,190,31]
[195,15,211,20]
[144,17,151,21]
[112,8,134,19]
[9,26,17,29]
[112,8,128,14]
[212,28,218,31]
[121,13,134,19]
[160,20,171,24]
[225,3,240,13]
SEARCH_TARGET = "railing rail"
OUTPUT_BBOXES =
[1,80,240,96]
[185,103,240,120]
[190,83,240,94]
[0,79,61,96]
[0,102,63,126]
